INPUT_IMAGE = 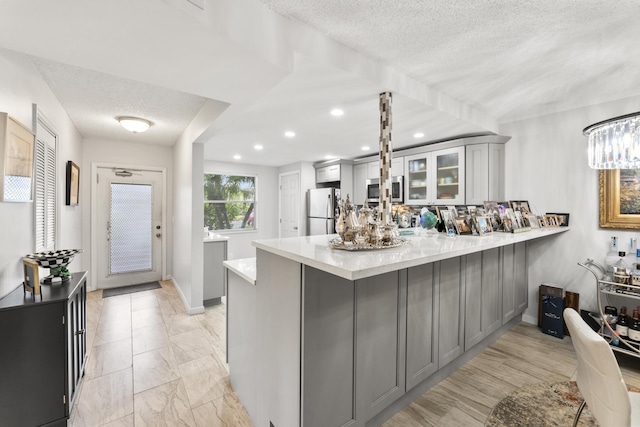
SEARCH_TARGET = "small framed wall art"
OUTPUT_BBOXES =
[0,112,35,202]
[66,161,80,206]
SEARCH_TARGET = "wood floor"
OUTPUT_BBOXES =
[71,280,640,426]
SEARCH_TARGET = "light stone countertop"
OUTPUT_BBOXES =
[204,232,230,243]
[223,258,256,285]
[253,227,569,281]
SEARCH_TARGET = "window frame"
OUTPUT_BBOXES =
[32,107,58,252]
[204,173,257,232]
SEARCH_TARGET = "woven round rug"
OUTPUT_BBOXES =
[484,381,597,427]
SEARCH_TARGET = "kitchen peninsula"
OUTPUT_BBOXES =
[229,228,568,427]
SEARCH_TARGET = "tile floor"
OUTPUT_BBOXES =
[70,280,252,426]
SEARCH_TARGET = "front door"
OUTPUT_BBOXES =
[280,171,300,238]
[97,167,163,288]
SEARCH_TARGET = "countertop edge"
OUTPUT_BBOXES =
[223,258,256,285]
[254,228,569,281]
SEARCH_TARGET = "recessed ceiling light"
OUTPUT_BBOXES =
[284,131,296,138]
[233,154,241,160]
[254,144,263,150]
[361,146,370,151]
[118,116,152,133]
[413,132,425,139]
[330,109,344,117]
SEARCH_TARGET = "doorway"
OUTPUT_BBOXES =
[279,171,300,238]
[91,165,166,289]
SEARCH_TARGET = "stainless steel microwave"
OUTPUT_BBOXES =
[366,176,404,203]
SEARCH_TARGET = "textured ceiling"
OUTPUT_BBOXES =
[1,0,639,166]
[31,57,208,146]
[259,0,640,123]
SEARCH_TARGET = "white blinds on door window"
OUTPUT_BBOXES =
[109,183,153,274]
[34,122,56,252]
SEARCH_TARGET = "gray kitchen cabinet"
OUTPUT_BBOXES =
[353,162,368,205]
[366,157,403,180]
[438,257,465,368]
[356,270,406,421]
[316,164,341,183]
[465,248,501,350]
[465,143,505,205]
[204,240,227,306]
[302,267,356,427]
[406,263,438,391]
[502,242,527,323]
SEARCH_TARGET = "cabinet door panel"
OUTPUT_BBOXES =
[303,267,356,427]
[406,263,438,391]
[433,146,465,205]
[438,257,465,367]
[464,252,483,349]
[356,271,406,421]
[353,163,368,205]
[483,248,502,335]
[515,242,527,314]
[502,245,516,323]
[465,144,489,205]
[0,303,66,426]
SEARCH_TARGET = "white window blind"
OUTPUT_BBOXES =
[34,119,57,252]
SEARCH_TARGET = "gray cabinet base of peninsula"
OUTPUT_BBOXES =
[204,240,227,306]
[248,245,527,427]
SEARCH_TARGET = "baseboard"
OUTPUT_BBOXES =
[171,277,205,315]
[522,313,537,325]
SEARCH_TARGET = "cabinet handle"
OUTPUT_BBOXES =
[76,329,86,335]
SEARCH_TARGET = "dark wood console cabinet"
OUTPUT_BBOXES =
[0,271,87,426]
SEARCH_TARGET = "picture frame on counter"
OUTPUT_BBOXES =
[454,217,472,235]
[509,200,532,215]
[547,213,569,226]
[476,215,493,235]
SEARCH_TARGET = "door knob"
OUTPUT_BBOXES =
[156,233,161,238]
[293,226,298,230]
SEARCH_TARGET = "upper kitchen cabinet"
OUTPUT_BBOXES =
[316,164,341,183]
[404,147,464,205]
[405,153,431,204]
[367,157,404,179]
[433,146,465,205]
[353,163,368,205]
[314,159,353,201]
[465,143,505,205]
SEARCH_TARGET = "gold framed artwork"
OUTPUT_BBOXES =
[23,257,41,299]
[0,112,35,202]
[66,161,80,206]
[600,169,640,229]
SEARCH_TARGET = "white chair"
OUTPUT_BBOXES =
[563,308,640,426]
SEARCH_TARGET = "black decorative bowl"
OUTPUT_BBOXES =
[25,249,82,283]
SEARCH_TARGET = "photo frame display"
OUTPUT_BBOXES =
[476,216,493,235]
[547,213,569,227]
[509,200,532,215]
[66,161,80,206]
[23,257,41,299]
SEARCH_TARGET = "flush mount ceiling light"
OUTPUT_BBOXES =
[118,116,152,133]
[584,112,640,169]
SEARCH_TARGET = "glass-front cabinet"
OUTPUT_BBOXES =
[404,147,465,205]
[434,146,465,205]
[405,153,432,204]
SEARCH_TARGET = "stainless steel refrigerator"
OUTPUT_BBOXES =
[307,188,340,236]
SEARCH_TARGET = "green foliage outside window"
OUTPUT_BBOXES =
[204,174,256,230]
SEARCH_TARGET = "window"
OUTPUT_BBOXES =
[204,173,256,231]
[34,116,57,252]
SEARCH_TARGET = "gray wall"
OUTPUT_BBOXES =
[501,95,640,323]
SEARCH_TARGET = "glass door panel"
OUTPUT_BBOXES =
[405,154,429,204]
[434,146,465,205]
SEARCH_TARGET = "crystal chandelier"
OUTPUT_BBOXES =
[584,112,640,169]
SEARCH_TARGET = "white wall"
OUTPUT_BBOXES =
[0,49,83,299]
[500,95,640,324]
[279,161,315,237]
[81,138,174,291]
[204,160,279,259]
